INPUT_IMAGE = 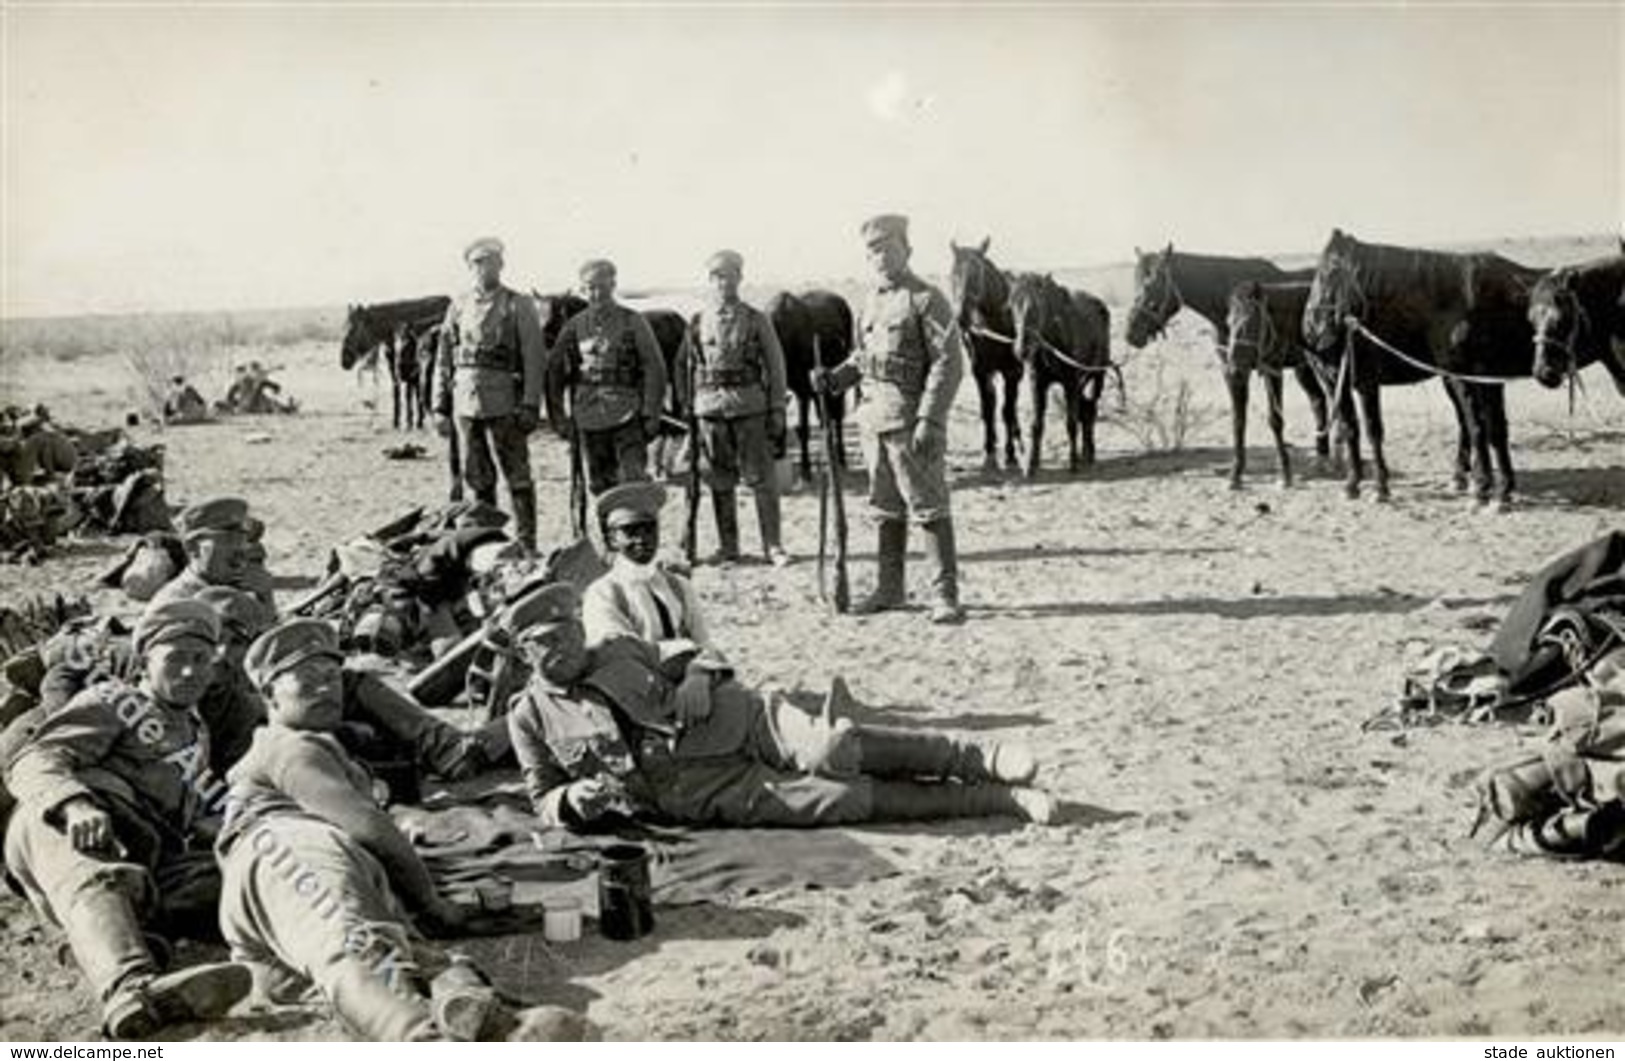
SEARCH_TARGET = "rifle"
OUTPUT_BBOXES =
[683,321,702,567]
[813,336,849,613]
[569,421,587,539]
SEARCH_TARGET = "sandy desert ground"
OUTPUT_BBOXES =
[1,237,1622,1041]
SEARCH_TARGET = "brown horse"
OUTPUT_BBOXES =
[1303,228,1543,507]
[766,290,852,486]
[1127,245,1330,489]
[948,239,1024,472]
[1528,254,1625,394]
[1007,272,1111,478]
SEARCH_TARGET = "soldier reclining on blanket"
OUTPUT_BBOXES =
[217,618,591,1041]
[504,582,1057,828]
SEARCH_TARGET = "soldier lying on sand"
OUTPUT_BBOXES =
[218,618,592,1041]
[504,582,1057,829]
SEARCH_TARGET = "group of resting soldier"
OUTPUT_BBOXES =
[0,471,1058,1039]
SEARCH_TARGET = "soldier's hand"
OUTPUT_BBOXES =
[809,367,832,395]
[62,797,117,855]
[435,415,453,439]
[767,409,786,444]
[515,405,540,435]
[910,420,945,460]
[564,777,621,821]
[673,669,713,728]
[643,417,662,442]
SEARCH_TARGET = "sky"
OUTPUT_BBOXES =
[2,2,1620,318]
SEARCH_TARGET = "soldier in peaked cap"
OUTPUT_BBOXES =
[551,258,668,497]
[433,236,548,552]
[3,598,252,1038]
[503,581,1054,830]
[581,483,727,721]
[217,617,590,1041]
[193,587,275,775]
[675,250,790,567]
[239,618,502,789]
[149,496,276,612]
[813,213,968,624]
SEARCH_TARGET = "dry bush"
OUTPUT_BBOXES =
[1101,353,1218,453]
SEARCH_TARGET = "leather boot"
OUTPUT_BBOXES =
[709,489,741,564]
[852,519,907,615]
[59,888,155,1022]
[866,780,1055,825]
[920,518,965,624]
[755,487,789,567]
[852,726,1038,786]
[328,960,441,1041]
[510,486,537,554]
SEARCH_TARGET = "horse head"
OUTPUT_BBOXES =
[948,237,1002,328]
[1007,272,1052,365]
[533,289,587,348]
[340,303,382,370]
[1303,228,1363,354]
[1125,242,1180,348]
[1224,280,1270,376]
[1527,268,1583,388]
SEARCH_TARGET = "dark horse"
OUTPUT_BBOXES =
[1528,253,1625,395]
[948,239,1025,472]
[765,289,851,486]
[1126,244,1330,489]
[1302,228,1543,507]
[1007,272,1111,477]
[1222,281,1317,487]
[341,296,451,430]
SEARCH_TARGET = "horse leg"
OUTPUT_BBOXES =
[1024,370,1046,480]
[1002,365,1023,469]
[385,340,403,431]
[796,391,814,489]
[1293,359,1331,470]
[1224,366,1249,490]
[1356,382,1390,502]
[1265,372,1291,489]
[1458,382,1494,506]
[1484,383,1516,509]
[1441,379,1472,492]
[974,365,998,473]
[1338,385,1363,500]
[1079,377,1099,470]
[1064,379,1082,473]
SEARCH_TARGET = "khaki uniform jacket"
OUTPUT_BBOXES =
[507,635,738,826]
[5,680,207,840]
[677,300,787,420]
[832,272,966,435]
[435,285,547,420]
[553,303,667,433]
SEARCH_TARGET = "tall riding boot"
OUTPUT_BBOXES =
[852,519,907,614]
[62,889,253,1039]
[866,779,1055,825]
[510,486,538,553]
[920,518,966,624]
[852,726,1039,786]
[709,489,741,564]
[755,487,789,567]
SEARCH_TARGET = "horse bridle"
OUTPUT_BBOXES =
[1128,254,1184,339]
[1532,283,1589,372]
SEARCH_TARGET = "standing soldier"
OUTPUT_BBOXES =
[813,214,967,624]
[434,238,548,552]
[677,250,790,566]
[551,259,666,499]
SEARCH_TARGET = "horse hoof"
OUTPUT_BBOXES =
[1227,478,1244,492]
[1494,497,1514,514]
[1344,484,1360,501]
[1278,477,1292,491]
[1005,455,1022,471]
[1452,476,1470,494]
[981,455,999,474]
[1371,490,1391,505]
